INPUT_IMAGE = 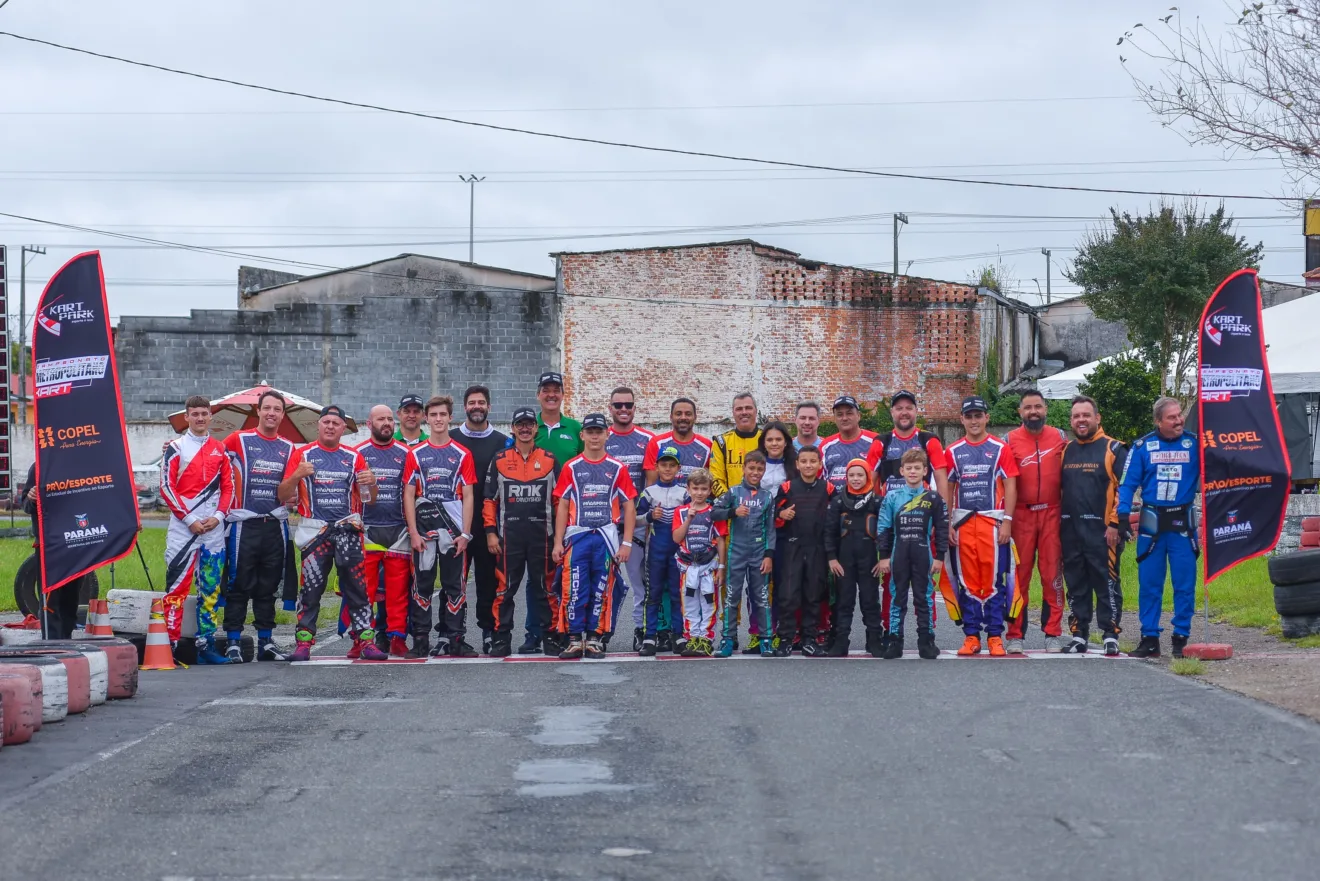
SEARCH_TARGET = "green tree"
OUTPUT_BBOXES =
[1067,202,1263,400]
[1077,357,1162,444]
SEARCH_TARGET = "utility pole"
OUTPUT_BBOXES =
[19,245,45,426]
[893,213,909,276]
[459,174,485,264]
[1041,248,1052,306]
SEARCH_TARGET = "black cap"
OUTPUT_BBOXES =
[833,394,859,411]
[320,405,349,421]
[538,371,564,388]
[891,390,917,406]
[961,396,988,415]
[511,407,538,425]
[581,413,608,430]
[398,394,424,410]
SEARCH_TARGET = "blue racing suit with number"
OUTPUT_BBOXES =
[1117,430,1200,638]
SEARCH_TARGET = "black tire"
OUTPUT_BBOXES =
[1268,549,1320,587]
[13,558,99,618]
[1280,614,1320,640]
[13,555,39,617]
[1273,580,1320,617]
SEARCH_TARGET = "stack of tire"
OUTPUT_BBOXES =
[0,638,139,753]
[1269,517,1320,639]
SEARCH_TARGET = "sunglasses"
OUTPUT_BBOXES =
[611,402,635,410]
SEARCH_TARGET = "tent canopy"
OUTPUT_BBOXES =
[1038,293,1320,399]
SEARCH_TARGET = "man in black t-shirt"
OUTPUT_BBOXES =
[452,384,510,654]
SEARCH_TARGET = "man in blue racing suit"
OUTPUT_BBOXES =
[1117,396,1200,659]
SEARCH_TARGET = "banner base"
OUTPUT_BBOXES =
[1182,643,1234,660]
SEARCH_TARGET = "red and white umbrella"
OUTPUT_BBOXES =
[167,384,357,442]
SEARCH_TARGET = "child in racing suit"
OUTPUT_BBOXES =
[877,447,949,660]
[671,469,727,657]
[824,459,884,657]
[635,446,689,655]
[712,450,776,658]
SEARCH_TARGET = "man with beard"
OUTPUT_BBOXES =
[355,404,414,657]
[1059,395,1128,656]
[1004,389,1068,653]
[453,385,509,654]
[604,387,655,647]
[222,389,298,661]
[643,397,712,487]
[394,394,428,447]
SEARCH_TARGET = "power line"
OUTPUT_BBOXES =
[0,30,1292,203]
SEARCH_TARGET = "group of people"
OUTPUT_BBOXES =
[96,370,1203,663]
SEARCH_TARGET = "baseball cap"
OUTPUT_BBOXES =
[581,413,608,430]
[511,407,537,425]
[398,394,424,410]
[657,445,681,462]
[538,371,564,388]
[961,396,988,414]
[891,390,917,406]
[320,405,349,421]
[833,394,860,410]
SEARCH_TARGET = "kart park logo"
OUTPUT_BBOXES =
[1203,308,1252,347]
[36,298,98,337]
[65,512,109,546]
[1213,510,1254,542]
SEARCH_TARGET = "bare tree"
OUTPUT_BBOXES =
[1119,2,1320,192]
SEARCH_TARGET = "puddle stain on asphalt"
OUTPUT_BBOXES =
[529,706,617,746]
[514,759,636,797]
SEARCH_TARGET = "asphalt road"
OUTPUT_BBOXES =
[4,613,1320,881]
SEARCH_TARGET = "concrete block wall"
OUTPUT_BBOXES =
[114,290,558,424]
[557,242,984,426]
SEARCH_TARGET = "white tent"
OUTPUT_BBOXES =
[1038,293,1320,399]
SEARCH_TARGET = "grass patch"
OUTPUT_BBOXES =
[1170,657,1207,676]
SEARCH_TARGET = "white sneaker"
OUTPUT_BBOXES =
[1005,638,1024,654]
[1043,636,1062,653]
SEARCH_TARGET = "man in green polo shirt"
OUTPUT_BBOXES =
[534,372,583,467]
[394,394,428,447]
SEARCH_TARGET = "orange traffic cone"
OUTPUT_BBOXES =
[139,599,176,671]
[88,599,114,636]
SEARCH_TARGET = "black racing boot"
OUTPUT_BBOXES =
[917,633,940,659]
[632,627,644,652]
[1102,632,1120,657]
[406,635,430,659]
[826,637,850,657]
[489,634,512,658]
[1171,634,1188,659]
[374,630,390,655]
[452,639,479,658]
[656,631,673,654]
[1130,636,1161,658]
[882,634,905,660]
[542,633,564,657]
[801,640,823,657]
[516,634,542,655]
[770,640,792,657]
[865,632,884,658]
[481,629,494,655]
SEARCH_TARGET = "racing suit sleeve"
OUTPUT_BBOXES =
[774,483,793,529]
[1107,440,1128,531]
[823,493,843,562]
[158,443,190,522]
[216,445,235,519]
[1116,440,1146,516]
[931,494,950,557]
[710,436,731,498]
[710,490,735,522]
[763,501,777,558]
[482,456,500,536]
[875,494,896,558]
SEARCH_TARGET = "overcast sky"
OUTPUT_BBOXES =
[0,0,1307,326]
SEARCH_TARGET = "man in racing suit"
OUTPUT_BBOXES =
[604,386,655,648]
[712,449,776,657]
[484,408,558,657]
[403,395,477,658]
[161,395,235,664]
[877,446,949,660]
[222,389,297,662]
[355,404,414,658]
[944,396,1019,657]
[1005,390,1068,653]
[279,405,387,662]
[1118,396,1200,659]
[1060,395,1128,656]
[552,413,637,659]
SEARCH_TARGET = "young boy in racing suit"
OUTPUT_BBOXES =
[712,450,776,658]
[877,448,949,660]
[635,446,689,655]
[825,459,884,657]
[772,445,835,657]
[671,469,727,657]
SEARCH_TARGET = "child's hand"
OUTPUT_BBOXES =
[735,504,750,518]
[874,558,890,578]
[713,568,724,588]
[779,504,796,522]
[828,560,845,578]
[651,505,665,521]
[759,558,773,576]
[552,545,564,565]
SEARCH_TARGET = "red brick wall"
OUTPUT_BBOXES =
[559,242,983,426]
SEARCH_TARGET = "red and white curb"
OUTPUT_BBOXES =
[292,649,1137,666]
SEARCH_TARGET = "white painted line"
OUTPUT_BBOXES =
[290,649,1136,666]
[207,696,415,707]
[603,848,653,857]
